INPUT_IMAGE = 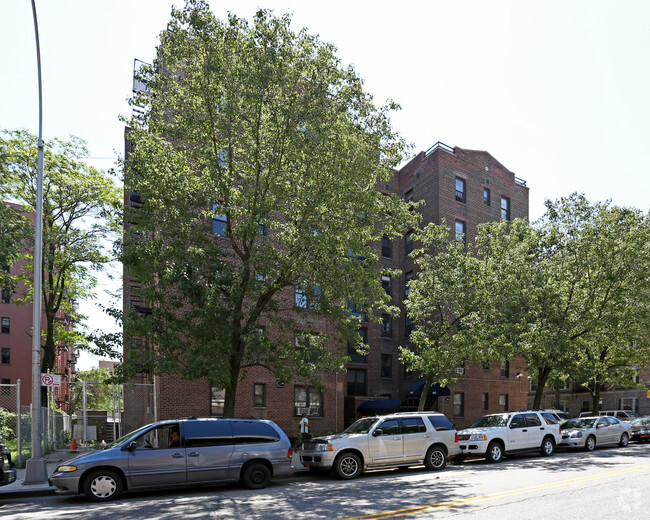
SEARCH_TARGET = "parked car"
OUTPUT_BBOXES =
[456,410,561,463]
[0,442,17,487]
[629,416,650,443]
[598,410,638,420]
[559,416,631,451]
[299,411,460,480]
[49,417,294,501]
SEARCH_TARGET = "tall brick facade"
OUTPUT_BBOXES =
[124,140,533,434]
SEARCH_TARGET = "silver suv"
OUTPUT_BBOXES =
[456,410,561,463]
[299,411,460,479]
[49,417,294,501]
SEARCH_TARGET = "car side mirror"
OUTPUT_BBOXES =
[373,429,384,437]
[126,441,138,451]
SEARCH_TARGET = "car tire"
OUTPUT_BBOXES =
[540,437,555,457]
[618,432,629,447]
[485,441,504,463]
[584,435,596,452]
[424,446,447,471]
[241,462,272,489]
[83,469,123,502]
[334,452,362,480]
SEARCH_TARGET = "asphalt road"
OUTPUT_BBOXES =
[2,444,649,519]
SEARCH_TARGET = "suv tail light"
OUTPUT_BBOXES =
[455,432,459,443]
[287,446,293,459]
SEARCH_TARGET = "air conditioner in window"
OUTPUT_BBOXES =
[454,367,465,375]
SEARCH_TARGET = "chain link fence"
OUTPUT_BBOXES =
[0,378,156,468]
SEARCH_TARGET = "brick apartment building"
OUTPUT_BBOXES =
[0,203,76,412]
[123,139,531,434]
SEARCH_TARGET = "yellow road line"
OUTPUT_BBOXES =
[338,462,650,520]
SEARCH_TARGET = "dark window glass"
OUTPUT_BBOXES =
[541,413,558,425]
[401,417,426,434]
[294,386,323,416]
[405,272,413,297]
[455,178,466,203]
[347,300,366,322]
[1,288,9,304]
[232,420,281,444]
[1,379,10,395]
[499,394,508,412]
[184,420,233,447]
[482,393,489,411]
[405,315,413,337]
[381,276,392,297]
[523,413,541,427]
[404,189,414,203]
[500,359,510,378]
[427,415,454,431]
[381,315,392,338]
[453,393,464,417]
[295,284,321,310]
[347,369,367,396]
[483,187,491,206]
[134,423,181,449]
[455,220,466,245]
[381,236,392,258]
[381,354,392,378]
[405,231,413,255]
[1,317,9,333]
[501,196,510,220]
[254,383,266,407]
[1,348,9,364]
[378,418,400,435]
[510,415,526,429]
[211,204,228,236]
[347,329,367,363]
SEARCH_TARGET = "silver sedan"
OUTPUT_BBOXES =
[559,416,631,451]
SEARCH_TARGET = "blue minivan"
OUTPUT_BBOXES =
[49,417,295,501]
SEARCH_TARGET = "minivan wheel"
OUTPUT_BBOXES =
[241,462,272,489]
[540,437,555,457]
[486,441,503,463]
[83,469,123,502]
[584,435,596,452]
[334,453,362,480]
[424,446,447,471]
[619,432,629,447]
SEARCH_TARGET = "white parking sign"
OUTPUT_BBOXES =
[41,373,62,387]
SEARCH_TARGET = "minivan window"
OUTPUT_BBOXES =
[134,423,180,449]
[184,420,233,447]
[232,421,281,444]
[427,415,454,431]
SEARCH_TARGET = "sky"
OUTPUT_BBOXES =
[2,0,649,368]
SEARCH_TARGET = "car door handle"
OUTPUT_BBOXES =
[393,437,401,441]
[188,451,200,457]
[522,429,528,432]
[172,452,184,458]
[423,434,430,438]
[540,427,545,430]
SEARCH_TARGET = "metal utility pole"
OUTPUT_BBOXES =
[24,0,48,485]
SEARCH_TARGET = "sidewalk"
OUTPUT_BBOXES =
[0,450,77,500]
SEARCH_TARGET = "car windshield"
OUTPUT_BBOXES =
[344,417,380,434]
[105,423,153,449]
[630,417,650,426]
[562,418,595,429]
[470,414,509,428]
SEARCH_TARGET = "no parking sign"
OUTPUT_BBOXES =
[41,373,62,387]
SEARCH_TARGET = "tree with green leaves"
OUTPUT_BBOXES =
[70,367,116,413]
[0,129,121,372]
[121,1,416,416]
[400,221,485,411]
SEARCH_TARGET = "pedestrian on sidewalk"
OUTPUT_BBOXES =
[298,412,311,445]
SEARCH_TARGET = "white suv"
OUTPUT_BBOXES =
[456,410,561,463]
[299,412,460,479]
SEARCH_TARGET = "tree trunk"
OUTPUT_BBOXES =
[42,315,55,372]
[532,366,552,409]
[417,380,432,412]
[592,385,601,415]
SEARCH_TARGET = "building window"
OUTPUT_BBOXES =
[619,397,637,412]
[455,220,466,245]
[404,189,414,203]
[500,359,510,378]
[1,265,9,303]
[347,369,367,396]
[294,386,323,416]
[455,178,466,203]
[347,329,368,363]
[1,379,9,396]
[483,187,491,206]
[405,314,413,337]
[211,203,228,236]
[381,314,392,338]
[347,300,366,322]
[295,284,321,310]
[1,317,9,334]
[381,355,392,378]
[254,383,266,407]
[404,271,413,297]
[381,236,392,258]
[453,393,464,417]
[210,387,225,416]
[405,231,413,255]
[501,196,510,220]
[482,393,489,411]
[482,361,491,370]
[381,276,392,297]
[529,379,538,392]
[499,394,509,412]
[1,348,9,364]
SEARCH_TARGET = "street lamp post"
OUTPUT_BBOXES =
[23,0,48,485]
